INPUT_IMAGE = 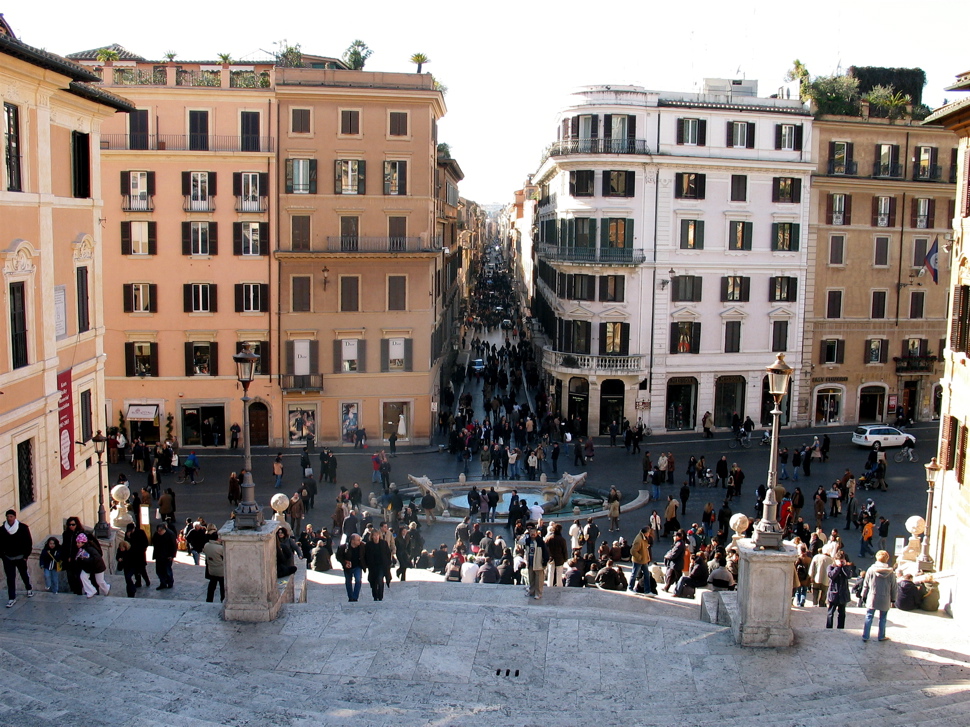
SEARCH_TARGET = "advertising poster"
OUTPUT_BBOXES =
[57,369,74,478]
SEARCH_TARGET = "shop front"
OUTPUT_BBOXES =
[665,377,697,431]
[813,385,843,425]
[714,376,746,428]
[598,379,626,434]
[181,405,227,447]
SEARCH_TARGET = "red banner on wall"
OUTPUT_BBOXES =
[57,369,75,478]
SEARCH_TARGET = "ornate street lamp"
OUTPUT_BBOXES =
[91,430,110,539]
[919,457,942,572]
[232,343,264,529]
[751,353,793,549]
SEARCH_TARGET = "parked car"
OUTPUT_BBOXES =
[851,425,915,448]
[501,319,514,330]
[470,358,485,373]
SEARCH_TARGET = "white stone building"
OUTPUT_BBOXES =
[531,81,813,435]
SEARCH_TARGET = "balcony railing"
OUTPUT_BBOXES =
[122,195,154,212]
[183,196,216,212]
[913,165,942,182]
[893,355,938,374]
[915,215,930,229]
[280,374,324,391]
[873,162,903,178]
[100,134,274,152]
[827,160,858,176]
[950,166,959,184]
[112,68,167,86]
[543,348,645,373]
[324,236,435,253]
[542,138,651,161]
[536,243,645,265]
[176,69,221,87]
[235,196,268,213]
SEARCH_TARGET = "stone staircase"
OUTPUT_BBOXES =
[1,564,969,727]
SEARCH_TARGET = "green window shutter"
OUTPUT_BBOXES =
[625,218,634,246]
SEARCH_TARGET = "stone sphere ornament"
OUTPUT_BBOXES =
[729,513,750,549]
[270,493,290,522]
[111,484,131,505]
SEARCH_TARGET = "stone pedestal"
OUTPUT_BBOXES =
[734,538,796,647]
[221,519,283,622]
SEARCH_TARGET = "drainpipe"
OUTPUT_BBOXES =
[648,164,660,411]
[894,191,907,325]
[274,93,283,447]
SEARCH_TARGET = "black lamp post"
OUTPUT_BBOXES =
[751,353,793,549]
[232,343,264,529]
[91,430,110,539]
[920,457,942,572]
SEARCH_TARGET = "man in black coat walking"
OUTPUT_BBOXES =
[1,509,33,607]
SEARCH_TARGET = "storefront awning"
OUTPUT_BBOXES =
[126,404,159,422]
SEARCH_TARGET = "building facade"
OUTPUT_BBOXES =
[807,113,955,426]
[67,46,279,448]
[1,23,132,534]
[530,82,813,435]
[925,71,970,615]
[273,66,450,446]
[70,47,455,447]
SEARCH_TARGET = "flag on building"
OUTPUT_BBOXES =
[924,237,939,284]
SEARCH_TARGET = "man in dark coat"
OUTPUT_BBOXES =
[662,532,687,593]
[1,509,33,607]
[716,456,730,489]
[151,523,177,589]
[363,530,392,602]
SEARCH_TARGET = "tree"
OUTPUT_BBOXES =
[410,53,430,73]
[95,47,120,64]
[437,142,451,158]
[343,40,373,70]
[785,59,810,100]
[163,51,177,62]
[805,74,861,117]
[865,84,911,121]
[217,52,232,64]
[275,43,303,68]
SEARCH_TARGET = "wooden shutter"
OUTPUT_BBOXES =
[768,277,777,302]
[141,222,155,255]
[603,114,612,139]
[771,178,780,203]
[209,222,218,256]
[184,342,194,376]
[148,284,157,312]
[625,218,634,246]
[746,122,755,149]
[206,342,218,376]
[258,172,269,197]
[788,278,798,302]
[674,173,684,198]
[836,340,845,363]
[740,277,750,302]
[233,172,241,196]
[356,339,367,372]
[790,224,800,251]
[183,284,192,312]
[121,222,132,255]
[598,322,608,355]
[120,170,130,195]
[208,172,217,196]
[601,171,611,196]
[871,196,879,227]
[569,172,576,197]
[285,340,295,374]
[627,115,636,139]
[357,160,366,195]
[771,223,779,250]
[792,178,802,203]
[690,323,701,353]
[308,339,319,373]
[259,222,269,253]
[826,194,834,225]
[951,286,965,351]
[697,120,707,146]
[258,340,271,375]
[590,115,599,139]
[844,195,852,225]
[148,342,158,376]
[208,284,218,313]
[793,125,803,151]
[181,171,190,196]
[259,284,269,312]
[775,125,784,150]
[726,121,734,148]
[827,141,836,166]
[123,284,133,312]
[124,342,135,376]
[927,199,936,229]
[308,160,317,194]
[888,197,897,227]
[334,161,342,195]
[182,222,191,255]
[233,223,242,255]
[285,160,294,193]
[696,175,706,199]
[380,338,389,372]
[234,284,244,312]
[693,276,703,302]
[669,323,679,352]
[720,277,729,302]
[625,170,635,197]
[676,119,684,145]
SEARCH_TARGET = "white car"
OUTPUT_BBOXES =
[851,425,915,448]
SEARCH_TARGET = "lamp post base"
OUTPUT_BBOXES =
[918,555,936,573]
